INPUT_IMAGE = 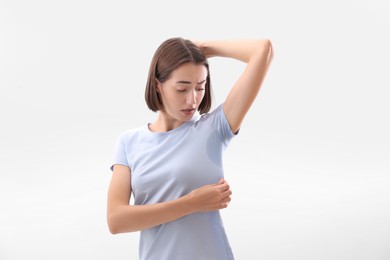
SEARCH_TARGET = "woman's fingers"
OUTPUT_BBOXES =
[216,181,230,193]
[187,179,233,212]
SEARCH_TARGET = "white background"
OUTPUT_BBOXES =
[1,0,389,259]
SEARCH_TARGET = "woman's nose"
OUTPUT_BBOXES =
[186,90,196,105]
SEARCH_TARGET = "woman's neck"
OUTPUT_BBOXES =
[148,112,186,132]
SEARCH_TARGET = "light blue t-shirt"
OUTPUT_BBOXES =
[110,103,236,260]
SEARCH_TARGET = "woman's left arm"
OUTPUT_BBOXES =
[199,39,274,133]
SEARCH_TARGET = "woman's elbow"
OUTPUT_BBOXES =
[107,212,129,234]
[107,215,120,234]
[259,38,271,48]
[263,39,274,59]
[107,213,138,234]
[252,39,273,61]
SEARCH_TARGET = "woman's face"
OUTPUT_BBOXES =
[157,62,208,123]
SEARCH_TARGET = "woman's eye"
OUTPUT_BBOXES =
[177,89,186,92]
[196,88,205,91]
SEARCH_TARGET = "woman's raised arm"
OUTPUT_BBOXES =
[198,39,274,133]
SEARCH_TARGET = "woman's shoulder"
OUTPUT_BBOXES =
[116,125,147,142]
[196,103,225,125]
[199,103,224,120]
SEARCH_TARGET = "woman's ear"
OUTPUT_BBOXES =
[155,78,161,93]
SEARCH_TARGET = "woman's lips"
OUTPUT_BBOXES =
[181,108,195,115]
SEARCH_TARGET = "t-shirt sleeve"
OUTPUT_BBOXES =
[109,131,129,172]
[211,103,238,145]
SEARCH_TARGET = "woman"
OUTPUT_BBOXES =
[107,37,273,260]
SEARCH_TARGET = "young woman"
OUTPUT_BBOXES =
[107,37,273,260]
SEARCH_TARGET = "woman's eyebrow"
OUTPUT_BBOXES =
[176,79,206,84]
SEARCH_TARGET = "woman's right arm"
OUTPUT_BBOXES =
[107,165,232,234]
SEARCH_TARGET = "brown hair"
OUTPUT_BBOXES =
[145,37,212,114]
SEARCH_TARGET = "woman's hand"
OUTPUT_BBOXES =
[186,179,232,212]
[192,40,214,58]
